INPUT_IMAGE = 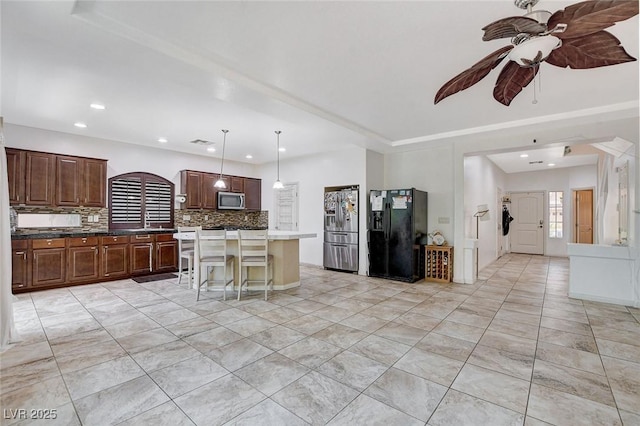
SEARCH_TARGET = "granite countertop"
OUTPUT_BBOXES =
[11,228,178,240]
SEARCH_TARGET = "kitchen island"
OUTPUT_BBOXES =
[173,230,317,290]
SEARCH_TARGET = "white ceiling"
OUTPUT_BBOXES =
[1,1,638,165]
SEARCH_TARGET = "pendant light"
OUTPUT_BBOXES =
[214,129,229,189]
[273,130,284,189]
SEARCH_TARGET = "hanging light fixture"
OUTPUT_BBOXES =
[273,130,284,189]
[214,129,229,189]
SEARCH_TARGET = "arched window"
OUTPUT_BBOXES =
[109,172,174,229]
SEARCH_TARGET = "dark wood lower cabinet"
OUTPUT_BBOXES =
[11,248,29,291]
[156,235,177,272]
[32,248,67,287]
[11,233,177,293]
[130,243,154,275]
[68,246,100,282]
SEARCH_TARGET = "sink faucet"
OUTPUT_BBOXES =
[144,211,150,229]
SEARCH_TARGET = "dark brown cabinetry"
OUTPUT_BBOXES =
[31,239,66,287]
[11,240,29,291]
[11,232,177,293]
[67,237,100,282]
[102,236,129,279]
[230,176,244,193]
[6,148,25,204]
[7,148,107,207]
[130,234,155,275]
[56,155,107,207]
[180,170,261,210]
[156,234,178,272]
[244,178,261,210]
[25,152,56,206]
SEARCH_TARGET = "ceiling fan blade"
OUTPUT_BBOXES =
[434,46,513,104]
[493,61,537,106]
[482,16,547,41]
[548,0,639,39]
[546,30,637,68]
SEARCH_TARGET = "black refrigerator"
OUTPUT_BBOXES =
[368,188,428,282]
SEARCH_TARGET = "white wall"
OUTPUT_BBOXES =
[464,155,507,270]
[384,144,455,243]
[258,146,367,273]
[505,164,597,257]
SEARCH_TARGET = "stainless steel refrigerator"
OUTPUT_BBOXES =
[368,188,428,282]
[323,187,358,272]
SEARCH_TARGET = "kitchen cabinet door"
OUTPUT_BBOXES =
[32,248,66,287]
[244,178,261,210]
[56,155,82,206]
[156,235,177,272]
[11,240,30,291]
[83,159,107,207]
[68,246,100,282]
[130,243,153,275]
[103,244,129,278]
[6,148,25,205]
[202,173,218,209]
[181,170,203,209]
[25,151,55,205]
[230,176,244,193]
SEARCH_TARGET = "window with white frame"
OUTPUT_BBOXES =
[549,191,563,238]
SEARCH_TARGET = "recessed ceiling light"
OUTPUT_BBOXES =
[157,138,168,143]
[74,122,87,128]
[90,103,105,110]
[520,154,529,158]
[245,154,253,159]
[207,147,216,152]
[548,163,556,167]
[278,147,286,152]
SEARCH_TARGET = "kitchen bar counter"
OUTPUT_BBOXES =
[174,230,317,290]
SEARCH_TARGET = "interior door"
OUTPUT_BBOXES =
[509,192,544,255]
[574,189,594,244]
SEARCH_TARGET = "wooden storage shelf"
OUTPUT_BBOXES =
[425,245,453,283]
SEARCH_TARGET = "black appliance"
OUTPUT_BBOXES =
[368,188,428,282]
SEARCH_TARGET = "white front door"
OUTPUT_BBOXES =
[510,192,544,255]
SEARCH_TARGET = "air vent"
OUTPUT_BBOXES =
[189,139,214,146]
[529,160,543,164]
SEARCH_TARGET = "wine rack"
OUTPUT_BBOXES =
[425,245,453,283]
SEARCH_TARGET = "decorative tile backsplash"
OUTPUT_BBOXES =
[12,206,108,234]
[174,209,268,229]
[11,206,268,234]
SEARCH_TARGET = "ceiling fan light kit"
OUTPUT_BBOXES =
[434,0,638,106]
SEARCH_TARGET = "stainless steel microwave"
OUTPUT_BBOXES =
[218,192,245,210]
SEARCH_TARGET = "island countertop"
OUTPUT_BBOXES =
[173,230,317,240]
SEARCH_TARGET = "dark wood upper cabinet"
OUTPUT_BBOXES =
[181,170,203,209]
[244,178,261,211]
[6,148,25,205]
[25,151,56,206]
[56,155,82,206]
[7,149,106,207]
[230,176,244,193]
[83,159,107,207]
[202,173,218,209]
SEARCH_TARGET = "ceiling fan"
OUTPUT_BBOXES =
[434,0,638,106]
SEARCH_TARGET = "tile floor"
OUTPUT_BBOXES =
[1,254,639,425]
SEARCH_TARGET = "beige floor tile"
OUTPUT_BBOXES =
[428,389,524,426]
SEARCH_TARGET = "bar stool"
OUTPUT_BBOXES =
[195,229,235,301]
[177,226,201,288]
[237,229,273,301]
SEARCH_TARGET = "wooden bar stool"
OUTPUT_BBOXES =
[237,229,273,301]
[177,226,201,288]
[195,229,235,301]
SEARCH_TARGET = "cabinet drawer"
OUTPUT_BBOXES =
[131,234,154,242]
[155,233,175,242]
[101,235,129,245]
[11,240,28,250]
[32,238,66,249]
[68,236,99,247]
